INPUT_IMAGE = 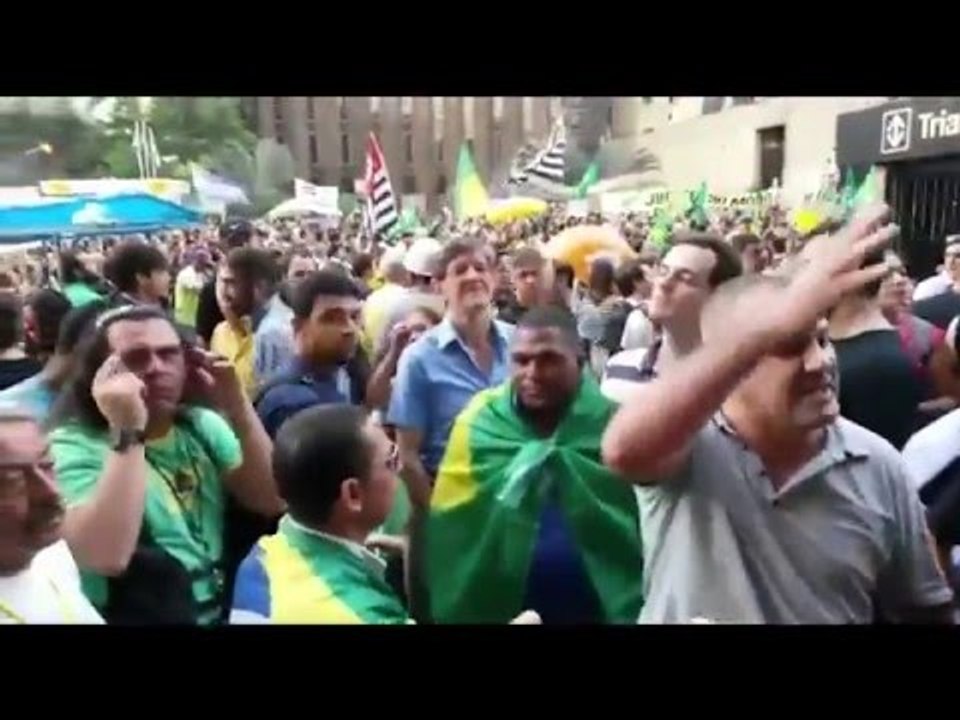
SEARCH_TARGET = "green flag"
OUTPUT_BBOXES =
[852,166,881,209]
[686,181,709,229]
[454,144,489,221]
[575,160,601,199]
[839,167,858,214]
[648,206,673,252]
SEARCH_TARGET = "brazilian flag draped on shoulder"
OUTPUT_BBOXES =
[427,374,643,624]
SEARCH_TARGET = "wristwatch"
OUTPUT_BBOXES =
[111,428,147,453]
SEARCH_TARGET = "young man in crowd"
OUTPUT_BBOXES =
[822,241,924,449]
[0,412,103,623]
[0,294,43,391]
[211,248,279,396]
[428,307,643,624]
[196,220,253,347]
[615,256,657,352]
[230,404,540,625]
[103,241,172,308]
[22,289,72,368]
[602,233,742,402]
[250,247,320,389]
[603,205,954,623]
[0,302,105,423]
[497,246,552,325]
[255,270,368,439]
[49,305,282,624]
[173,247,213,329]
[388,237,513,620]
[913,235,960,329]
[912,233,959,301]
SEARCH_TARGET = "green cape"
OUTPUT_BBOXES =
[427,374,643,623]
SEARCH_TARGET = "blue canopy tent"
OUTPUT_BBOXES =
[0,193,204,243]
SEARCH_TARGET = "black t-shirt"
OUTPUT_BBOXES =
[834,329,924,449]
[912,290,960,330]
[194,277,224,346]
[0,358,42,391]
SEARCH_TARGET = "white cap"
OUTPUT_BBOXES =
[378,244,407,273]
[403,237,442,277]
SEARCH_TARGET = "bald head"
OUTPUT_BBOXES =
[701,273,789,343]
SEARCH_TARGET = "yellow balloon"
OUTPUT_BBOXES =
[543,225,636,283]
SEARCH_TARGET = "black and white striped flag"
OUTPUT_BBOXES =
[363,132,399,239]
[508,118,567,186]
[132,120,161,179]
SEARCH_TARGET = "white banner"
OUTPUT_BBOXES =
[294,179,339,213]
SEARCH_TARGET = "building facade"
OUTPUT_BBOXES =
[607,97,892,206]
[252,97,651,210]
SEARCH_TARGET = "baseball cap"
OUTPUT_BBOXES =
[403,237,442,278]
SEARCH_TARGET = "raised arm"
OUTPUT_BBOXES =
[62,356,150,575]
[603,204,898,480]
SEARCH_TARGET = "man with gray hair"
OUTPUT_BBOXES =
[604,205,954,624]
[0,411,103,623]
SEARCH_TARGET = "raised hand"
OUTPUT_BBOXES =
[92,354,148,431]
[749,203,898,346]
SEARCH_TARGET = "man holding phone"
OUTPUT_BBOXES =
[49,305,283,624]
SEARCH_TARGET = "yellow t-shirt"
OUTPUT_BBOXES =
[211,319,255,397]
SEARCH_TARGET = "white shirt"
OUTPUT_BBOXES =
[176,265,207,292]
[913,272,951,301]
[0,540,103,624]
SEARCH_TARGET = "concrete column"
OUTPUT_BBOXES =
[380,96,405,189]
[256,96,276,138]
[530,97,551,139]
[312,97,341,186]
[412,97,438,211]
[442,97,465,185]
[344,97,373,182]
[472,96,495,182]
[282,96,312,180]
[500,97,524,171]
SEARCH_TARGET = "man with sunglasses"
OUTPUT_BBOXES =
[255,270,368,440]
[601,233,743,402]
[48,305,283,624]
[603,205,954,624]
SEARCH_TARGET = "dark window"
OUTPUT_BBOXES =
[341,133,350,165]
[405,132,413,163]
[340,98,348,122]
[438,141,444,163]
[273,97,284,119]
[402,175,416,194]
[309,134,318,165]
[306,99,315,120]
[758,125,786,190]
[436,174,447,196]
[642,97,653,105]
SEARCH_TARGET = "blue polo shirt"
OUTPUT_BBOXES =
[387,318,513,477]
[255,357,354,439]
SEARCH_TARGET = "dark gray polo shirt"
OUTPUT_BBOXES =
[638,415,953,624]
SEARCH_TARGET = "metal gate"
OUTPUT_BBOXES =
[885,156,960,278]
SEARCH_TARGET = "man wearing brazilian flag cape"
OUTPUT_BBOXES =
[428,307,645,624]
[230,404,541,625]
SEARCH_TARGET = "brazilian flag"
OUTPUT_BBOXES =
[427,375,644,624]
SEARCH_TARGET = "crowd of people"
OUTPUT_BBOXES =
[0,197,957,624]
